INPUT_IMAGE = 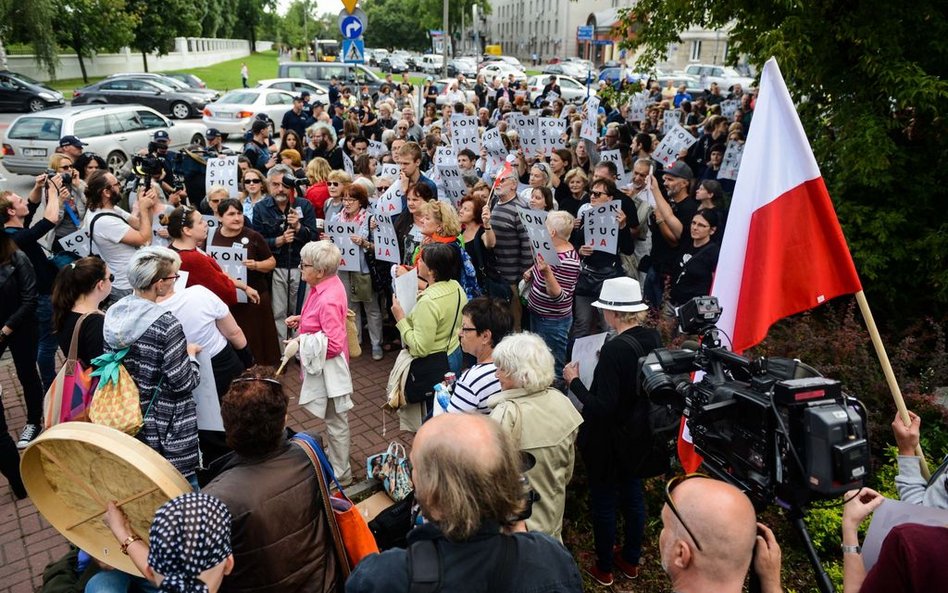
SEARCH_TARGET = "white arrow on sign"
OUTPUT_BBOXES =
[345,19,362,38]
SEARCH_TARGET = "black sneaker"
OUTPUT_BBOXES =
[17,424,41,450]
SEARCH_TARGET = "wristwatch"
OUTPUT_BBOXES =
[121,534,142,555]
[840,543,861,554]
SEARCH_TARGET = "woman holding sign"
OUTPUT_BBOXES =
[209,198,280,367]
[330,183,384,361]
[167,205,260,307]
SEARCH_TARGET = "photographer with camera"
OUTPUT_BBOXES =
[347,413,584,593]
[152,131,186,200]
[27,154,87,254]
[562,276,662,585]
[251,165,317,345]
[243,119,277,173]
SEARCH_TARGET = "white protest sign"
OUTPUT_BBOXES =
[202,214,219,246]
[663,109,681,135]
[581,96,600,142]
[511,114,541,160]
[482,127,508,176]
[545,90,560,103]
[393,267,418,315]
[450,115,480,151]
[208,245,249,303]
[718,140,745,181]
[326,221,360,272]
[628,94,648,123]
[374,179,405,216]
[58,228,92,257]
[192,347,223,430]
[572,331,607,390]
[435,146,466,206]
[342,151,354,175]
[379,163,401,180]
[205,156,240,199]
[584,200,621,254]
[539,117,566,156]
[598,150,630,188]
[719,99,740,120]
[373,214,401,264]
[517,207,559,267]
[652,124,697,167]
[368,140,388,158]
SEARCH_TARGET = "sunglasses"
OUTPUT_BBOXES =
[590,190,610,198]
[244,178,262,184]
[328,181,342,187]
[664,473,708,552]
[104,273,115,283]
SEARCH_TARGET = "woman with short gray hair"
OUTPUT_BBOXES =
[486,332,583,542]
[102,246,202,483]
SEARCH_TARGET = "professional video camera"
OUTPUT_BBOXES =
[640,297,869,593]
[281,174,309,194]
[640,296,870,509]
[130,152,164,190]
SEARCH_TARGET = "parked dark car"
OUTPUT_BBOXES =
[0,71,66,112]
[165,72,209,89]
[71,78,206,119]
[380,57,410,74]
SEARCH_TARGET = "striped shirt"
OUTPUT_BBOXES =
[448,362,501,414]
[528,248,581,318]
[490,195,533,283]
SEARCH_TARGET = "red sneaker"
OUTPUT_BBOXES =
[583,561,615,587]
[613,547,640,579]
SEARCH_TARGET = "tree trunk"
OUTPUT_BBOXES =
[71,33,88,83]
[249,25,257,54]
[141,50,149,72]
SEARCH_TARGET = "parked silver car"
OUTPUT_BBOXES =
[202,88,296,136]
[1,105,207,175]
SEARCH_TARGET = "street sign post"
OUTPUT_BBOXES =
[577,25,594,41]
[338,8,368,38]
[341,0,358,13]
[342,39,365,64]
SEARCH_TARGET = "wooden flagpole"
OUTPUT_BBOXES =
[855,290,931,479]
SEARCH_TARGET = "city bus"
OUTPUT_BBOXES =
[313,39,340,62]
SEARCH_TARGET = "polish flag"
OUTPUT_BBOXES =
[491,154,517,189]
[678,58,862,472]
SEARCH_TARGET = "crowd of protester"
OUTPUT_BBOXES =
[0,70,941,593]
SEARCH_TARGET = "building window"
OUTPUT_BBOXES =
[690,40,702,62]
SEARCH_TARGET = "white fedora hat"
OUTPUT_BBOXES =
[592,277,649,313]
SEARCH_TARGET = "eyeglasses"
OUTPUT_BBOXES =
[459,327,479,333]
[299,263,314,270]
[590,190,609,198]
[162,274,181,282]
[244,179,262,184]
[341,196,358,203]
[328,181,342,187]
[664,473,708,552]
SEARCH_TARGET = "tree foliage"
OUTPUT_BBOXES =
[617,0,948,323]
[362,0,430,52]
[59,0,140,82]
[0,0,59,75]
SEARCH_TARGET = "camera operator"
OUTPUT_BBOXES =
[891,410,948,509]
[660,475,783,593]
[27,154,86,253]
[243,119,277,172]
[346,413,584,593]
[152,131,184,199]
[250,165,317,346]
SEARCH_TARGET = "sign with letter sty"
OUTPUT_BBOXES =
[450,115,480,151]
[517,207,560,267]
[511,115,541,160]
[718,140,745,180]
[208,245,249,303]
[372,214,400,264]
[584,200,621,254]
[652,124,697,167]
[581,96,600,142]
[206,156,239,198]
[326,221,360,272]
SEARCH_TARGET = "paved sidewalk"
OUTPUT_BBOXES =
[0,351,409,593]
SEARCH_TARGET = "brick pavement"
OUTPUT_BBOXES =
[0,350,409,593]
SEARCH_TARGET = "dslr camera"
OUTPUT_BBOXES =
[44,168,72,188]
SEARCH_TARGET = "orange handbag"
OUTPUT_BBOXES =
[293,433,379,576]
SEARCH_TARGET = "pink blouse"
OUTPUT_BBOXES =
[299,275,349,362]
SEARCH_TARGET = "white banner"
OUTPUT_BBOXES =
[581,96,600,142]
[720,99,740,120]
[539,117,566,156]
[718,140,746,181]
[435,146,466,206]
[205,156,240,199]
[663,109,681,135]
[326,221,360,272]
[517,207,559,267]
[368,140,388,158]
[652,124,698,167]
[59,228,92,256]
[379,163,401,180]
[207,245,249,303]
[343,151,354,175]
[511,114,541,160]
[450,115,480,151]
[628,94,648,123]
[584,200,621,254]
[598,149,630,188]
[373,214,401,264]
[374,179,405,216]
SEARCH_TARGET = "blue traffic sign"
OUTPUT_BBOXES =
[342,38,365,64]
[340,14,364,39]
[577,25,594,41]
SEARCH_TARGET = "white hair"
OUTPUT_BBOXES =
[300,240,341,276]
[493,332,555,392]
[127,246,181,290]
[545,210,574,238]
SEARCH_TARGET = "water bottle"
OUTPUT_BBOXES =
[433,383,450,416]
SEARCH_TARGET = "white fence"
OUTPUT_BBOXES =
[7,38,273,82]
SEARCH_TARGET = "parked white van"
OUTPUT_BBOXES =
[418,54,445,74]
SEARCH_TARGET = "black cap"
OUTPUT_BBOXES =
[205,128,222,139]
[313,100,325,108]
[663,160,694,180]
[59,135,87,149]
[153,130,170,143]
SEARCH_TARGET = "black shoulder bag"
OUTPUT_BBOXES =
[409,534,518,593]
[404,289,461,404]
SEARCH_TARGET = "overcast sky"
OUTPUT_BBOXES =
[276,0,345,17]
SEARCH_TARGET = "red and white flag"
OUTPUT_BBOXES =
[679,58,862,471]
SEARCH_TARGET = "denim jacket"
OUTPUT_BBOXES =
[250,195,318,269]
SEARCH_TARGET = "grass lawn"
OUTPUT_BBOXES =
[47,50,281,99]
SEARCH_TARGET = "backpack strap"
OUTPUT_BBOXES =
[66,311,102,371]
[408,539,442,593]
[88,211,126,256]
